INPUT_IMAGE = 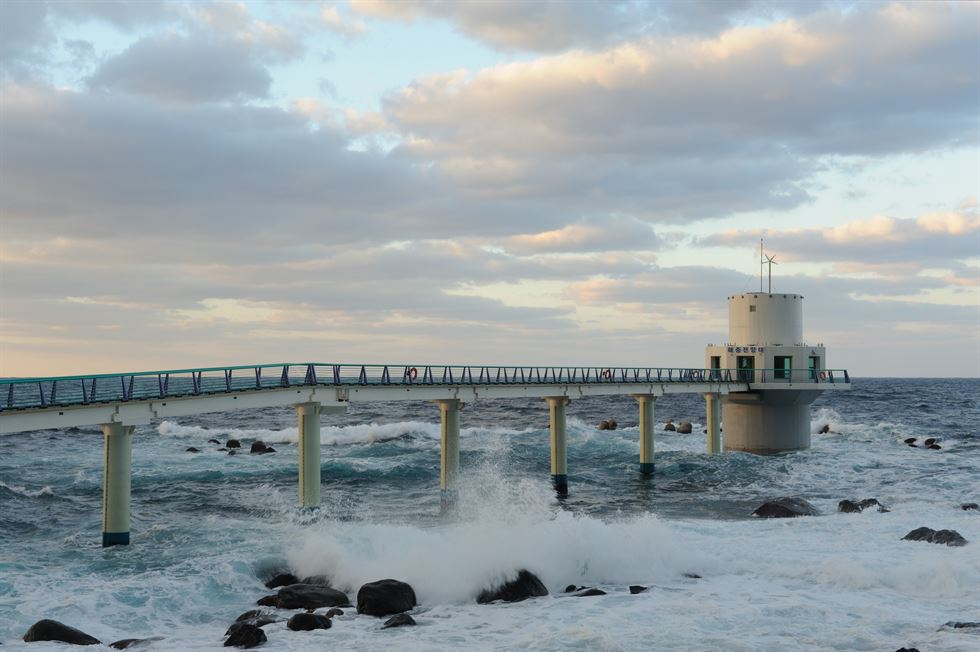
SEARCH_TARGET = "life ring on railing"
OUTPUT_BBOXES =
[601,368,612,380]
[408,367,418,381]
[818,371,827,381]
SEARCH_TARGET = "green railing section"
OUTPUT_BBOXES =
[0,363,850,411]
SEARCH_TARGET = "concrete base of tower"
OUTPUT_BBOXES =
[722,390,820,454]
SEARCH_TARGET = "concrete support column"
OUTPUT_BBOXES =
[634,394,656,474]
[705,393,722,455]
[297,402,321,508]
[546,397,569,496]
[101,422,134,547]
[437,399,461,508]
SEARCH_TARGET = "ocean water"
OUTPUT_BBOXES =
[1,378,978,651]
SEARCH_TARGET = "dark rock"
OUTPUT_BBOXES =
[860,498,889,513]
[663,421,676,432]
[357,579,417,617]
[235,610,263,623]
[962,503,979,511]
[907,443,917,447]
[276,583,350,610]
[264,447,276,453]
[208,439,221,445]
[226,439,241,448]
[109,638,164,649]
[563,584,577,593]
[838,499,862,513]
[250,441,270,454]
[607,419,617,430]
[264,573,299,589]
[108,638,164,649]
[382,613,416,628]
[226,616,276,636]
[924,438,937,446]
[928,444,942,450]
[819,424,831,434]
[903,437,917,444]
[223,623,266,648]
[286,613,332,632]
[597,421,611,430]
[218,448,228,452]
[255,594,277,607]
[228,450,237,456]
[940,621,980,630]
[186,447,201,453]
[325,608,344,618]
[752,497,820,518]
[895,648,920,652]
[682,573,702,579]
[477,569,549,604]
[902,527,968,546]
[573,588,606,597]
[22,620,100,645]
[676,421,693,434]
[629,585,648,594]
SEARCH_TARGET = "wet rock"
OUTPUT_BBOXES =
[818,424,831,434]
[838,498,889,514]
[218,448,228,452]
[223,623,265,648]
[895,648,920,652]
[208,439,221,445]
[676,421,693,434]
[22,619,100,645]
[186,447,201,453]
[939,621,980,630]
[276,584,350,610]
[264,573,299,589]
[752,497,819,518]
[235,610,264,623]
[629,585,648,594]
[597,421,611,430]
[325,608,344,618]
[573,587,606,597]
[226,439,241,449]
[682,573,702,579]
[901,527,968,546]
[924,438,937,446]
[357,579,417,617]
[663,420,676,432]
[228,450,237,456]
[477,569,549,604]
[225,619,275,637]
[607,419,617,430]
[286,613,332,632]
[383,613,416,628]
[250,441,272,454]
[928,444,942,450]
[961,503,979,511]
[563,584,577,593]
[255,594,277,607]
[108,638,164,649]
[903,437,917,445]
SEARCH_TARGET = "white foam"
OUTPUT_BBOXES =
[0,480,54,497]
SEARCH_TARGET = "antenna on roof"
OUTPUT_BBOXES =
[760,238,777,293]
[764,253,778,293]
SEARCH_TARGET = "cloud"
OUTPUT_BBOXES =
[503,217,661,254]
[380,3,978,220]
[321,5,368,37]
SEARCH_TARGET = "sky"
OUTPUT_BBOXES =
[0,0,977,378]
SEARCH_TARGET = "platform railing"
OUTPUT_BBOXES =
[0,364,850,412]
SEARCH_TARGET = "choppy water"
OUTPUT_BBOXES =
[1,378,978,650]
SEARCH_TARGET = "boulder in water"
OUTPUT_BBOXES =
[226,439,241,449]
[109,638,164,649]
[924,438,937,446]
[607,419,617,430]
[818,424,831,434]
[903,437,917,444]
[663,420,676,432]
[186,447,201,453]
[682,573,702,579]
[324,608,344,618]
[752,497,819,518]
[383,613,416,628]
[264,573,299,589]
[939,621,980,630]
[961,503,979,511]
[223,623,265,648]
[286,613,332,631]
[477,569,549,604]
[928,444,942,450]
[838,498,889,514]
[563,584,577,593]
[357,579,417,616]
[276,583,350,610]
[901,527,968,546]
[597,421,611,430]
[23,620,100,645]
[629,585,648,594]
[677,421,693,434]
[208,439,221,445]
[250,441,272,454]
[572,587,606,597]
[255,595,277,607]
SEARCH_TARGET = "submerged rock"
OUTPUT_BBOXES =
[286,613,332,632]
[572,588,606,597]
[324,608,344,618]
[477,569,549,604]
[108,638,164,649]
[383,613,416,628]
[901,527,968,547]
[752,497,819,518]
[23,619,100,645]
[663,420,676,432]
[928,444,942,450]
[903,437,917,445]
[276,584,350,610]
[563,584,577,593]
[961,503,979,511]
[264,573,299,589]
[924,438,937,446]
[357,579,417,617]
[185,447,201,453]
[939,621,980,630]
[676,421,693,434]
[208,438,221,445]
[682,573,702,579]
[818,424,831,434]
[226,439,241,449]
[629,585,648,594]
[838,498,889,514]
[250,441,273,454]
[223,623,265,648]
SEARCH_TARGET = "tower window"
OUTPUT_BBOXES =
[749,305,756,312]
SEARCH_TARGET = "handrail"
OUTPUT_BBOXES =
[0,364,851,412]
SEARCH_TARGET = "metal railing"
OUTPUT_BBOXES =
[0,363,850,412]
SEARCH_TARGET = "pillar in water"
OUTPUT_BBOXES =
[438,399,460,509]
[635,394,655,474]
[102,422,133,547]
[297,402,321,508]
[546,397,568,496]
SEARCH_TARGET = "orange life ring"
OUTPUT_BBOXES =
[408,367,418,381]
[818,371,827,381]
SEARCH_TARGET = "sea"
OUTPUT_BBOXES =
[1,378,978,651]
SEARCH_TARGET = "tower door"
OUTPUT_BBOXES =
[736,355,755,382]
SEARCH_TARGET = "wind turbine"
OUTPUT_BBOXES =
[764,253,777,293]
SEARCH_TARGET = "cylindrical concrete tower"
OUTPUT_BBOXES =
[705,292,827,454]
